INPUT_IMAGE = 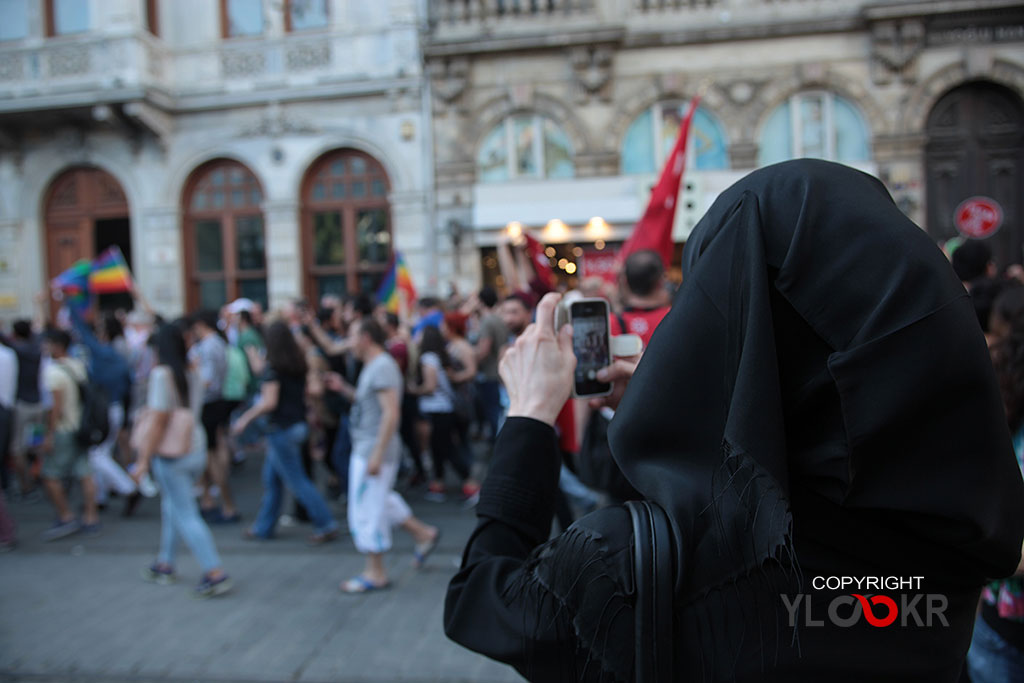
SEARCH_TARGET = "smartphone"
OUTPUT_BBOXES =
[566,298,612,398]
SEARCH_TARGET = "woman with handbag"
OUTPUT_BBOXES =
[132,322,232,598]
[444,161,1024,682]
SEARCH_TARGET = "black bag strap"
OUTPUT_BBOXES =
[627,499,674,683]
[615,312,628,336]
[54,360,87,400]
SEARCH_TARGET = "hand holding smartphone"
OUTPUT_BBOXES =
[557,298,613,398]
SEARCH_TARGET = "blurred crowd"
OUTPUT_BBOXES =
[0,243,677,597]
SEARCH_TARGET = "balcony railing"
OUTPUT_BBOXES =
[0,28,417,111]
[433,0,594,25]
[429,0,868,44]
[632,0,720,10]
[0,33,165,104]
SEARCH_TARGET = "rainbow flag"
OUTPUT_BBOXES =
[376,252,417,314]
[89,246,133,294]
[51,259,91,311]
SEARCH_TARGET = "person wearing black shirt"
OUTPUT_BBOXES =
[232,322,339,545]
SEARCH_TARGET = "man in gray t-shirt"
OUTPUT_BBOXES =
[350,349,403,455]
[329,318,439,593]
[327,321,436,593]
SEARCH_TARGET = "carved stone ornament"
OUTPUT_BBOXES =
[238,102,317,138]
[431,58,470,112]
[221,49,266,78]
[871,19,925,86]
[0,53,24,82]
[286,40,331,72]
[570,46,613,103]
[48,45,91,78]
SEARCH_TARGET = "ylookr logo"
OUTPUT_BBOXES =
[781,576,949,628]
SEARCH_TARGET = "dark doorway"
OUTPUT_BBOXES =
[94,217,133,312]
[44,166,131,314]
[925,81,1024,268]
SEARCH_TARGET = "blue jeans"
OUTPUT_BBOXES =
[968,613,1024,683]
[252,422,337,537]
[476,379,502,444]
[153,450,222,573]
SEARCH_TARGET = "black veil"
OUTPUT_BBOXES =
[608,159,1024,672]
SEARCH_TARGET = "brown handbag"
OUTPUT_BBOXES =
[130,407,194,458]
[130,368,194,458]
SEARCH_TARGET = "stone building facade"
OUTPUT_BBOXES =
[425,0,1024,291]
[0,0,435,318]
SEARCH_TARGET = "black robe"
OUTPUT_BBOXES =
[445,160,1024,682]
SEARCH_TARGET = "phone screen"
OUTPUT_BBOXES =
[571,300,612,396]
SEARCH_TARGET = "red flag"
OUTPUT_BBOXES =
[522,231,557,291]
[619,96,700,269]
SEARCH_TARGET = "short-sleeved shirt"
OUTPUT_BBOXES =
[188,333,227,404]
[350,352,403,446]
[11,338,42,404]
[237,327,263,354]
[147,365,206,457]
[44,357,87,433]
[418,352,454,415]
[0,344,17,408]
[477,313,508,381]
[609,307,671,348]
[264,367,306,427]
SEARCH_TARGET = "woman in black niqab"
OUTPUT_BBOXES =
[445,159,1024,682]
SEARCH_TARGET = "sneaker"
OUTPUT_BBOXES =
[81,522,102,537]
[141,563,177,585]
[138,475,159,498]
[41,519,81,542]
[424,482,447,503]
[0,541,16,553]
[193,573,232,599]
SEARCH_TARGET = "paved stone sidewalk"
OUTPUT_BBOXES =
[0,455,523,683]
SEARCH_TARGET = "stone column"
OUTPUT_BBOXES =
[390,189,434,295]
[134,206,185,316]
[0,220,28,317]
[263,200,302,311]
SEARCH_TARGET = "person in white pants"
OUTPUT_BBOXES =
[88,402,137,507]
[328,318,439,593]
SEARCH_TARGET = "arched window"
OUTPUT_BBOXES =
[758,91,870,166]
[621,101,729,174]
[182,160,266,311]
[477,114,575,182]
[300,149,392,301]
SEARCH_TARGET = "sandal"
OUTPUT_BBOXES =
[340,576,390,594]
[307,529,340,546]
[413,529,441,569]
[242,528,271,541]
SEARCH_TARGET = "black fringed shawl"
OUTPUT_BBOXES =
[445,160,1024,682]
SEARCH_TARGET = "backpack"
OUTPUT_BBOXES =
[56,361,111,448]
[222,345,251,402]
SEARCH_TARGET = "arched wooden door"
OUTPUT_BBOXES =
[926,81,1024,267]
[44,166,132,310]
[300,149,392,303]
[181,159,267,311]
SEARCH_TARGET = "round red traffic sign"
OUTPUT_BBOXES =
[955,196,1003,239]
